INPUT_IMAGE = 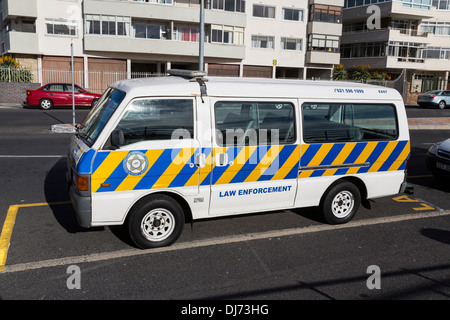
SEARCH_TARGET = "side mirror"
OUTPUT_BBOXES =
[110,129,125,149]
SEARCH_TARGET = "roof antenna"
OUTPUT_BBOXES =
[196,78,207,103]
[167,69,208,103]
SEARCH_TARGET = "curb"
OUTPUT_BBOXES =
[408,118,450,130]
[51,124,75,133]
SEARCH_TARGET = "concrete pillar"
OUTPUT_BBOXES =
[83,56,89,89]
[37,56,42,84]
[127,59,131,79]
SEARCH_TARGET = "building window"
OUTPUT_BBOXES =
[211,25,244,45]
[420,21,450,35]
[432,0,450,9]
[308,34,340,52]
[133,22,168,39]
[251,35,274,49]
[309,4,342,23]
[341,42,386,58]
[173,26,199,42]
[212,0,246,13]
[85,15,130,36]
[46,19,77,36]
[423,47,450,59]
[253,4,275,18]
[136,0,173,4]
[22,20,36,33]
[282,8,303,21]
[345,0,430,9]
[388,41,427,62]
[402,0,431,9]
[281,38,302,51]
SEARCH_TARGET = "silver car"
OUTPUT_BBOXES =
[426,137,450,180]
[417,90,450,109]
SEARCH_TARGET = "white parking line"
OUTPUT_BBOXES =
[3,209,450,274]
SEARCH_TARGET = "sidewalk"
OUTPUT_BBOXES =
[408,117,450,130]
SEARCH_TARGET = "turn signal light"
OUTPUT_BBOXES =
[76,175,89,191]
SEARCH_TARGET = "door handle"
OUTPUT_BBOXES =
[216,153,228,167]
[195,153,206,168]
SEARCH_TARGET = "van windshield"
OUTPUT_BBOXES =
[77,87,125,147]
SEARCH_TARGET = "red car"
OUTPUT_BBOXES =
[26,83,102,110]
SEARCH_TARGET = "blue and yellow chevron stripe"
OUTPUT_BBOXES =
[82,140,409,193]
[299,140,410,178]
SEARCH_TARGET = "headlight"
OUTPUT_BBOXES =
[428,142,441,155]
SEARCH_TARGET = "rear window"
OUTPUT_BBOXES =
[302,103,398,143]
[214,101,296,146]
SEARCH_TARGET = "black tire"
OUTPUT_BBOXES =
[320,181,361,224]
[438,100,446,110]
[126,195,185,249]
[91,98,99,108]
[40,99,53,110]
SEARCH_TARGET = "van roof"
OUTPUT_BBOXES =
[111,75,402,101]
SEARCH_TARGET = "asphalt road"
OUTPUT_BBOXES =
[0,104,449,303]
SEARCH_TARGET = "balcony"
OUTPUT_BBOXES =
[1,0,37,20]
[4,31,40,54]
[308,21,342,36]
[83,0,246,27]
[84,35,245,60]
[306,50,340,65]
[343,1,434,23]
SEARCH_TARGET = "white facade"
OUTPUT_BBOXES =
[341,0,450,99]
[0,0,345,91]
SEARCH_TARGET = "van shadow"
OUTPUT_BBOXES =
[44,157,103,234]
[408,146,450,193]
[420,228,450,246]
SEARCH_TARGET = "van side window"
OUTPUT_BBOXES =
[302,103,398,143]
[215,101,295,146]
[116,98,194,145]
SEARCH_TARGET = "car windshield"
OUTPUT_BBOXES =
[426,90,441,95]
[78,87,125,147]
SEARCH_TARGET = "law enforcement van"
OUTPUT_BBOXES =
[67,70,410,249]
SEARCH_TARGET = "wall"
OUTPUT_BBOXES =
[0,82,41,104]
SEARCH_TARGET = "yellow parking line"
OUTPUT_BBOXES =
[0,201,70,272]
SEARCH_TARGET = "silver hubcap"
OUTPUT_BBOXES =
[331,191,354,218]
[41,100,51,109]
[140,208,175,242]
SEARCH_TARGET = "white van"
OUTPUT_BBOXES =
[67,70,410,249]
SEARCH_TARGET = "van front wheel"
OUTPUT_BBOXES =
[321,181,360,224]
[126,195,185,249]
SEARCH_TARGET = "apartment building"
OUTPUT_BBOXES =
[341,0,450,102]
[0,0,344,92]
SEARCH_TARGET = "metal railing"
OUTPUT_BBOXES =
[0,66,34,83]
[1,67,166,94]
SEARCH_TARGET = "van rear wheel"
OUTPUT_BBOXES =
[320,181,360,224]
[126,195,185,249]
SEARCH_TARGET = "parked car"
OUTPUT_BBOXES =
[426,137,450,180]
[417,90,450,109]
[25,83,101,110]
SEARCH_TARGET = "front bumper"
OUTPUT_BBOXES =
[426,152,450,179]
[69,184,92,228]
